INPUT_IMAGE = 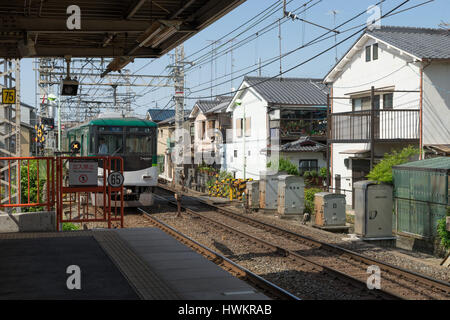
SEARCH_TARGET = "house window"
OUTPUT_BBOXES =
[299,159,318,173]
[352,95,380,111]
[236,118,243,137]
[365,46,371,62]
[373,43,378,60]
[383,93,393,109]
[234,150,237,158]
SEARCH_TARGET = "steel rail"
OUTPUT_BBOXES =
[152,191,400,300]
[157,183,450,299]
[137,207,300,301]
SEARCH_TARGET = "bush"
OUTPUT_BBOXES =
[20,160,47,212]
[319,167,328,179]
[304,187,322,214]
[367,146,419,184]
[437,217,450,249]
[267,157,299,175]
[62,222,80,231]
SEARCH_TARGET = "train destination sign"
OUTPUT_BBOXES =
[68,160,98,187]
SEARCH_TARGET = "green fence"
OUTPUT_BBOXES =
[393,157,449,238]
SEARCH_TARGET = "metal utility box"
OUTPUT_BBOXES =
[354,181,393,239]
[314,192,346,227]
[259,171,282,210]
[246,180,259,210]
[277,175,305,216]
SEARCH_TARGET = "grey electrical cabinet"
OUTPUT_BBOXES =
[354,181,393,239]
[314,192,346,227]
[277,175,305,216]
[259,171,282,210]
[246,180,259,210]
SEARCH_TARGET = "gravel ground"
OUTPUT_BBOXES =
[180,208,449,299]
[156,186,450,284]
[143,204,382,300]
[85,203,380,299]
[220,207,450,284]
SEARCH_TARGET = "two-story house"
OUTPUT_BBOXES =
[189,96,232,170]
[324,26,450,208]
[225,76,328,179]
[157,112,192,181]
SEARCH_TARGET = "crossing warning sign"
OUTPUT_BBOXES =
[68,160,98,187]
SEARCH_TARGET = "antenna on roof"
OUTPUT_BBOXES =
[327,9,340,63]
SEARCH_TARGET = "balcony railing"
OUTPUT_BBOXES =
[330,109,420,142]
[279,119,326,138]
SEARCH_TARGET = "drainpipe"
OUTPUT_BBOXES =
[420,59,432,160]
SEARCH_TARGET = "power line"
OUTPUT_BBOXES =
[183,0,413,100]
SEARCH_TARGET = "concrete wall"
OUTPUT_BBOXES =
[0,211,56,233]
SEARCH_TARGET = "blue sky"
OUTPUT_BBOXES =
[19,0,449,118]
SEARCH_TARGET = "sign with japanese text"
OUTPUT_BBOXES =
[68,160,98,187]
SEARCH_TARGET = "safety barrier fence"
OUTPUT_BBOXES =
[0,156,124,230]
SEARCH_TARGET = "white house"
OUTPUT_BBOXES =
[324,26,450,207]
[188,96,232,169]
[225,76,328,180]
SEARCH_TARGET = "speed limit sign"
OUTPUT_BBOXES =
[107,171,124,187]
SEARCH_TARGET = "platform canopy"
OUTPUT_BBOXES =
[0,0,245,69]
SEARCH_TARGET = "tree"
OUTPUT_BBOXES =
[366,146,420,184]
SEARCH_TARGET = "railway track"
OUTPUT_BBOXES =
[156,184,450,300]
[137,207,299,300]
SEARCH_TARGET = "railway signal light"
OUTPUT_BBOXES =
[41,117,55,130]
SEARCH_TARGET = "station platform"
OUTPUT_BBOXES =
[0,228,269,300]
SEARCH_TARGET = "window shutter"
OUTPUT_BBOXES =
[245,117,251,137]
[236,118,242,137]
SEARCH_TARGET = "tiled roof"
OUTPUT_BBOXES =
[261,136,325,153]
[243,76,328,105]
[367,26,450,59]
[280,136,326,152]
[157,111,191,125]
[147,109,175,122]
[195,96,232,114]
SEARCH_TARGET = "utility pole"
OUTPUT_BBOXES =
[174,44,185,186]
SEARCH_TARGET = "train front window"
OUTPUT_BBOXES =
[98,134,123,155]
[125,135,152,154]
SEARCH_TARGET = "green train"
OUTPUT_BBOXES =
[64,115,158,206]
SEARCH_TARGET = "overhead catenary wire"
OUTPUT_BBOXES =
[134,0,432,116]
[182,0,413,100]
[187,0,433,98]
